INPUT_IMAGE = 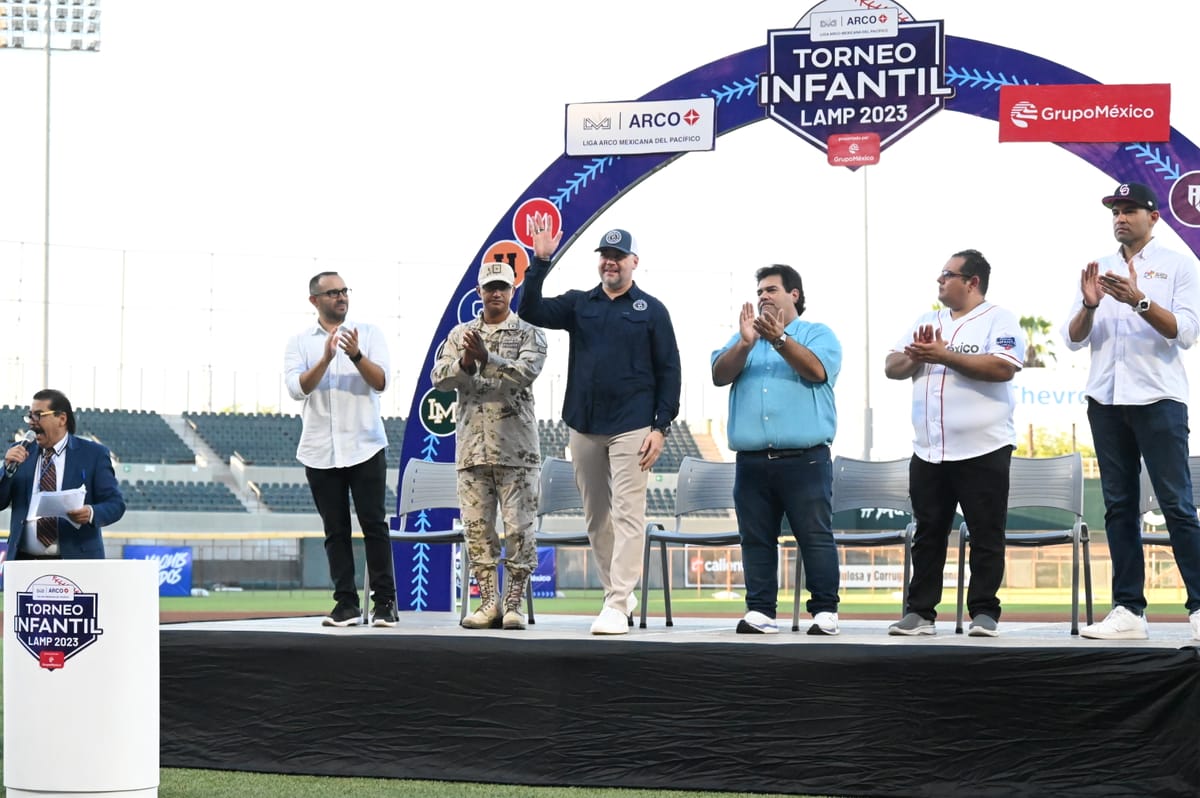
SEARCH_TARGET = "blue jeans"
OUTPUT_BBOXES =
[733,446,838,618]
[1088,399,1200,614]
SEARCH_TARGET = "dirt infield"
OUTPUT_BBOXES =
[159,610,320,624]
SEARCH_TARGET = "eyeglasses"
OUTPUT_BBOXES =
[23,409,58,424]
[939,270,973,281]
[312,287,352,298]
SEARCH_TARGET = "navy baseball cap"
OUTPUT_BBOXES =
[1102,182,1158,211]
[595,228,638,256]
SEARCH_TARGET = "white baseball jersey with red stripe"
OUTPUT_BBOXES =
[891,302,1025,464]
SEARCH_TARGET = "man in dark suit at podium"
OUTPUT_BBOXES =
[0,389,125,559]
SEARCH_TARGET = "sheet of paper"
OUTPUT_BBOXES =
[29,486,88,528]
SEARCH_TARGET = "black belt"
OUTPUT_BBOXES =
[22,554,62,560]
[742,445,826,460]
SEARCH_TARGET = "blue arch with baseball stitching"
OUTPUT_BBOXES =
[388,34,1200,608]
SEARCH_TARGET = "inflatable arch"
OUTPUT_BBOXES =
[391,29,1200,574]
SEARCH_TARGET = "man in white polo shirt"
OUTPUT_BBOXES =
[885,249,1024,637]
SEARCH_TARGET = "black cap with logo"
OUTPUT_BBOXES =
[1101,182,1158,211]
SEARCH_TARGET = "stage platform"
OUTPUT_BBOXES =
[160,614,1200,797]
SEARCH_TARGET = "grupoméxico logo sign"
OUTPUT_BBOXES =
[998,83,1170,143]
[13,574,104,671]
[758,0,953,159]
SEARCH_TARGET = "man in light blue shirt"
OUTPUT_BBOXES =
[711,264,842,635]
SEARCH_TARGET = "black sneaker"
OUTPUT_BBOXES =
[322,602,361,627]
[372,600,399,628]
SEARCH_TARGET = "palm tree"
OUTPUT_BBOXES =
[1019,315,1056,368]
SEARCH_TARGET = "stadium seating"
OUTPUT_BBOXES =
[536,419,703,474]
[0,404,26,442]
[184,411,304,466]
[2,405,194,464]
[3,406,709,519]
[185,411,407,466]
[255,481,397,514]
[120,479,246,512]
[77,408,194,464]
[383,417,407,467]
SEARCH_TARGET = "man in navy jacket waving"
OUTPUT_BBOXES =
[520,226,681,635]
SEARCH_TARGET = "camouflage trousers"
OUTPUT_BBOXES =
[458,464,538,576]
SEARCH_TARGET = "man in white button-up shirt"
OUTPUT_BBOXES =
[285,272,395,628]
[1063,181,1200,641]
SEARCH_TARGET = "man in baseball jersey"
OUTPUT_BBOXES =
[884,249,1024,637]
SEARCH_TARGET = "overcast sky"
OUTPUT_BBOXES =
[1,0,1198,458]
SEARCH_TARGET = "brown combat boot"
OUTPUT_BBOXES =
[502,570,529,630]
[461,568,500,629]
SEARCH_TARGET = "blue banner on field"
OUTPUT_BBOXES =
[123,545,193,597]
[531,546,556,598]
[471,547,558,601]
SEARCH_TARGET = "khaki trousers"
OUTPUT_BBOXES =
[568,426,650,611]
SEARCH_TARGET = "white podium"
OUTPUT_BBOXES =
[4,560,159,798]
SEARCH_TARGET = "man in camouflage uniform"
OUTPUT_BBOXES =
[431,260,547,629]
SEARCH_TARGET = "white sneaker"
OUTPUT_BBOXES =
[1190,609,1200,641]
[808,611,840,636]
[1080,606,1149,640]
[590,606,630,635]
[736,610,779,634]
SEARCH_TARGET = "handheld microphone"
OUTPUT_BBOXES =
[4,430,37,477]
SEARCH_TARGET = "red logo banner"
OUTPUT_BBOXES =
[998,84,1170,143]
[827,133,881,166]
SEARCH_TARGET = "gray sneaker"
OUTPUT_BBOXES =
[967,614,999,637]
[888,612,935,636]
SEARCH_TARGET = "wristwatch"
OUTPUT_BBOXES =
[652,425,670,438]
[771,332,789,350]
[1134,296,1151,314]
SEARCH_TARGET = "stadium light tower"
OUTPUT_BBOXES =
[0,0,101,386]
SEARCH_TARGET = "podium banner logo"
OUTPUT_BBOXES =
[12,574,104,670]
